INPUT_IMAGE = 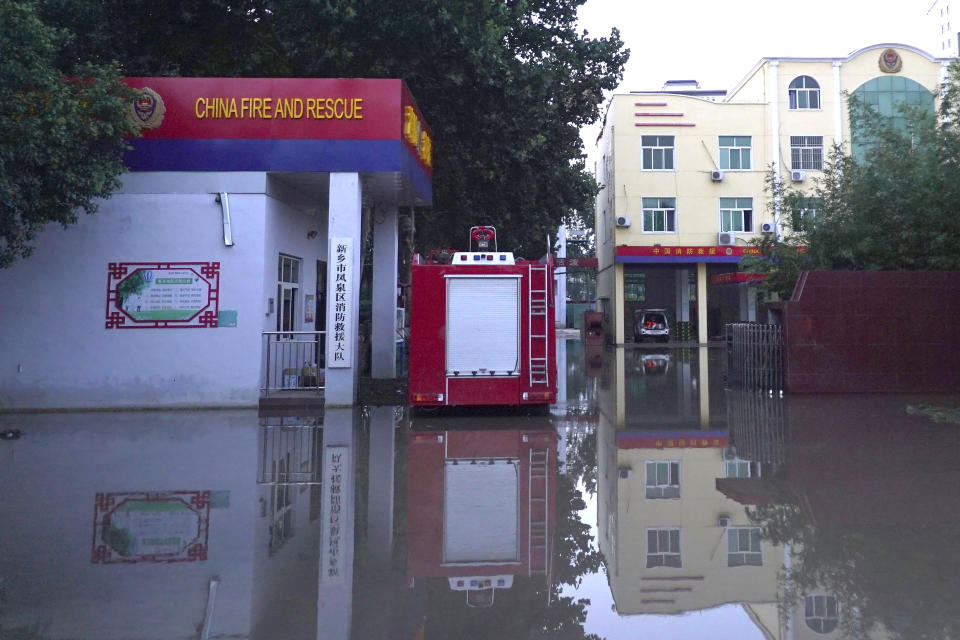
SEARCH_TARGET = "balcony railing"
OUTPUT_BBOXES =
[262,331,325,394]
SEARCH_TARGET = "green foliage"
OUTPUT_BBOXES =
[744,62,960,294]
[0,0,139,267]
[905,403,960,424]
[38,0,628,258]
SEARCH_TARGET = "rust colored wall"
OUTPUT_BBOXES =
[781,271,960,393]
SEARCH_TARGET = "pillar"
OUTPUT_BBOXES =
[697,262,708,344]
[325,173,362,406]
[698,346,710,429]
[317,407,358,639]
[738,286,757,322]
[371,206,399,378]
[555,226,567,327]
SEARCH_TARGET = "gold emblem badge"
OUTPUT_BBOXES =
[130,87,166,129]
[878,48,902,74]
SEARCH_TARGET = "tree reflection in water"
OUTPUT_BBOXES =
[746,395,960,640]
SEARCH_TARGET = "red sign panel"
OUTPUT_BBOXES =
[710,272,767,285]
[105,262,220,329]
[124,77,433,174]
[91,491,211,564]
[618,245,762,258]
[555,257,598,268]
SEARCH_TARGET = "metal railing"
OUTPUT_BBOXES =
[726,323,783,393]
[257,423,323,485]
[725,387,786,466]
[261,331,325,394]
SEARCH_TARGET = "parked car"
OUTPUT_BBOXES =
[634,309,670,343]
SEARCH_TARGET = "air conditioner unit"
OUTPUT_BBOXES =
[616,215,631,228]
[618,467,633,479]
[791,170,806,182]
[722,446,738,461]
[760,222,776,234]
[717,516,731,528]
[718,232,737,246]
[711,170,724,182]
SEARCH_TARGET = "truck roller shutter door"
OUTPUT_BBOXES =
[445,276,520,375]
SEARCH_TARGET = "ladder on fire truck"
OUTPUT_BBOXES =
[527,263,550,388]
[528,448,550,576]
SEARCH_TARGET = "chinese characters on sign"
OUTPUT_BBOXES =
[327,239,353,368]
[105,262,220,329]
[322,446,350,582]
[91,490,211,564]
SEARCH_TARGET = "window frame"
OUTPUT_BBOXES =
[641,197,677,234]
[718,136,752,171]
[727,526,763,567]
[719,197,754,233]
[640,135,676,171]
[725,458,755,478]
[790,135,824,171]
[789,76,822,110]
[645,460,681,499]
[790,196,822,234]
[646,527,682,568]
[804,594,840,634]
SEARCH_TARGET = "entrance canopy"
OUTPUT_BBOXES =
[124,77,433,204]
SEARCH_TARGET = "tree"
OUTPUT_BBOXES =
[0,0,139,267]
[743,61,960,295]
[38,0,629,258]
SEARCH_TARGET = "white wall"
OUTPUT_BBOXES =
[0,172,326,410]
[0,410,259,639]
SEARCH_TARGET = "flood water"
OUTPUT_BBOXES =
[2,339,959,639]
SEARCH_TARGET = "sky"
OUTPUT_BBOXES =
[576,0,937,157]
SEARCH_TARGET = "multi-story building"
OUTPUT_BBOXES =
[594,43,954,344]
[928,0,959,57]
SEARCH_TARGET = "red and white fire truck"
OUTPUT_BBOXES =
[406,423,557,606]
[408,226,557,408]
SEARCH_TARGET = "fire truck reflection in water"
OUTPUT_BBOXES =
[409,226,557,408]
[406,422,557,607]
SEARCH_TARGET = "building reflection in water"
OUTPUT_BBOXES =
[594,342,960,639]
[3,340,957,639]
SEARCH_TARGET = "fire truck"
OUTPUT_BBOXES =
[406,422,557,607]
[408,226,557,408]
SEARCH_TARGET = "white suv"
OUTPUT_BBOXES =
[634,309,670,343]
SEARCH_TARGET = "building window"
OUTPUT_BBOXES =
[277,254,302,334]
[728,527,762,566]
[641,197,677,233]
[719,136,751,170]
[790,197,822,233]
[789,76,821,109]
[790,135,824,170]
[646,528,681,568]
[645,460,680,498]
[725,459,753,478]
[851,76,935,162]
[624,272,646,302]
[805,594,840,634]
[719,198,754,233]
[641,135,675,170]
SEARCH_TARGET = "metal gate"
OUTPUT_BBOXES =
[725,323,783,393]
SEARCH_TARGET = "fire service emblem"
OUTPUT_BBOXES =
[131,87,166,129]
[878,49,902,74]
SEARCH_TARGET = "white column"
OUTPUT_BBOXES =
[697,262,708,344]
[675,269,690,323]
[698,346,710,429]
[767,61,783,239]
[833,61,844,146]
[325,173,362,406]
[365,406,397,566]
[555,226,567,327]
[371,207,399,378]
[747,286,757,322]
[317,407,357,640]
